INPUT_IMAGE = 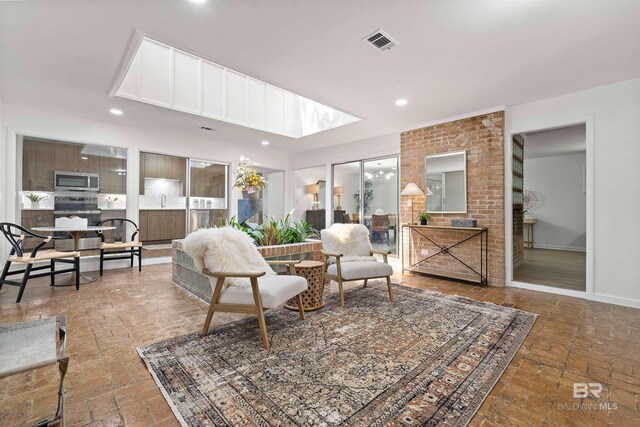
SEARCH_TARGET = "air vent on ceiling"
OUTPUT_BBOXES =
[362,29,398,52]
[200,126,215,131]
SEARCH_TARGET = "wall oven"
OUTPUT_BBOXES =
[54,171,99,192]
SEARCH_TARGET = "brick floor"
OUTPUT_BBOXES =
[0,264,638,426]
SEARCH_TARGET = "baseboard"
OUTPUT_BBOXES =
[587,293,640,309]
[526,244,586,252]
[508,281,586,299]
[508,281,640,309]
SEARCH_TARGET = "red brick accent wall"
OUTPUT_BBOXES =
[400,112,505,286]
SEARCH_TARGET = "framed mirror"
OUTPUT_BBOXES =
[425,151,467,213]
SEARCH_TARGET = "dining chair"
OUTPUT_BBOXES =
[371,214,391,243]
[95,218,142,275]
[0,223,80,303]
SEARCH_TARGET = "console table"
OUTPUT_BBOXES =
[402,224,488,286]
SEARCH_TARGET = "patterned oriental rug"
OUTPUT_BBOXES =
[138,283,536,426]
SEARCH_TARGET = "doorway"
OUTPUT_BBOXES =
[512,124,587,291]
[332,156,399,255]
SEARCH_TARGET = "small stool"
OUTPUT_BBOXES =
[285,260,325,311]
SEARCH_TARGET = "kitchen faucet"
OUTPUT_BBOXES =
[161,194,167,209]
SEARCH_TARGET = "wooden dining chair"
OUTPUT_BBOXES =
[0,223,80,303]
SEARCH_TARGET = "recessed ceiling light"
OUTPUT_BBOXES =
[261,140,270,146]
[395,98,408,106]
[189,0,207,3]
[81,156,88,160]
[109,108,123,116]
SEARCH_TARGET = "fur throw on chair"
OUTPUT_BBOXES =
[321,223,376,263]
[182,227,274,291]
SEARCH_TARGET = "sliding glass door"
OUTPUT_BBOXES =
[332,156,399,255]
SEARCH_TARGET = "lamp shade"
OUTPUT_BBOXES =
[400,183,424,196]
[333,186,344,195]
[306,184,320,194]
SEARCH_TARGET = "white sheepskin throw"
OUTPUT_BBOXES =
[182,227,274,291]
[321,223,376,263]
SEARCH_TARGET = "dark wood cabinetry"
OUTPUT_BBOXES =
[190,163,226,198]
[99,156,126,194]
[22,139,123,194]
[21,211,54,250]
[139,210,185,243]
[54,143,99,173]
[139,152,186,195]
[22,139,56,191]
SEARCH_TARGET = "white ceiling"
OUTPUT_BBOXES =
[523,124,586,159]
[1,0,639,154]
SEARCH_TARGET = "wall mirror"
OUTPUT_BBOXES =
[425,151,467,213]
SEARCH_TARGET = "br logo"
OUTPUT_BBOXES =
[573,383,603,399]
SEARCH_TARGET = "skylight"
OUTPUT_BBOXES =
[111,36,360,138]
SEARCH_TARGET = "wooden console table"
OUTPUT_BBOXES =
[402,224,488,286]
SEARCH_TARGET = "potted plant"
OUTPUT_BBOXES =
[418,210,432,225]
[25,192,45,209]
[233,156,268,199]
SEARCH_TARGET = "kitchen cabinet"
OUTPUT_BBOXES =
[139,152,186,195]
[190,163,226,198]
[99,156,126,194]
[21,211,55,250]
[54,143,99,173]
[22,139,56,191]
[139,210,185,243]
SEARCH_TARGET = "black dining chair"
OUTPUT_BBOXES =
[0,223,80,303]
[95,218,143,275]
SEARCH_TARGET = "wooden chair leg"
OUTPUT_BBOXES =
[99,249,104,276]
[50,260,55,286]
[16,263,33,303]
[363,279,368,287]
[337,277,345,307]
[138,248,142,272]
[250,277,269,350]
[296,294,305,320]
[386,276,393,302]
[202,277,225,335]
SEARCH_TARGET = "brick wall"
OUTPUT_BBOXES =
[400,112,505,286]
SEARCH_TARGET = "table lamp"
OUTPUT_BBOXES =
[334,186,344,210]
[400,183,432,224]
[306,184,320,210]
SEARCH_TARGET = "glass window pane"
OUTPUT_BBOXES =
[363,158,398,255]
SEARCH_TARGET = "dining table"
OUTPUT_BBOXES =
[32,225,115,285]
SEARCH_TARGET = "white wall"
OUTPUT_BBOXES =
[525,153,586,251]
[0,104,290,261]
[508,76,640,306]
[265,171,284,219]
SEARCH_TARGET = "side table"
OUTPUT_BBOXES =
[285,260,325,311]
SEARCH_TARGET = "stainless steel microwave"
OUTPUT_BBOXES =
[54,171,99,191]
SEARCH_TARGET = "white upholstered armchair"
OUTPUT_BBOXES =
[183,227,308,350]
[321,224,394,306]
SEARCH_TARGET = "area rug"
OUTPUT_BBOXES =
[138,282,536,426]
